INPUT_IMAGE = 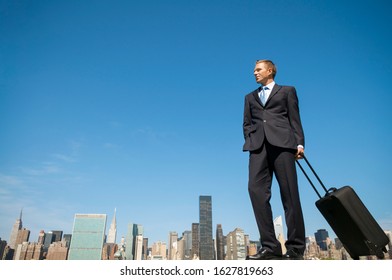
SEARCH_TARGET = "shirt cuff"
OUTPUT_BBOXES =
[297,145,304,149]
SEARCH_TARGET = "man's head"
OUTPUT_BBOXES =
[254,59,277,85]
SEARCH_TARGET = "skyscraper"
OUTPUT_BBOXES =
[43,232,55,250]
[68,214,107,260]
[168,231,178,260]
[52,230,63,242]
[142,238,148,260]
[134,234,144,260]
[199,195,214,260]
[191,223,199,259]
[182,230,192,260]
[106,208,117,244]
[125,223,143,260]
[9,209,23,250]
[177,236,185,260]
[15,228,30,251]
[63,234,72,247]
[216,224,225,260]
[37,230,45,245]
[315,229,329,251]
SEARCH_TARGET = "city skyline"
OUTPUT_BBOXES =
[2,202,390,248]
[2,205,391,260]
[1,0,392,249]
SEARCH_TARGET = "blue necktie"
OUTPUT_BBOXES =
[260,86,269,105]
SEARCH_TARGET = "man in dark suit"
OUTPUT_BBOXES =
[243,59,306,260]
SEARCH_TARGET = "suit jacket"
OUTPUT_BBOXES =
[243,84,305,152]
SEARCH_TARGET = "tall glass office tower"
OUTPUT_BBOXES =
[182,230,192,260]
[315,229,329,251]
[125,223,144,260]
[199,195,214,260]
[68,214,107,260]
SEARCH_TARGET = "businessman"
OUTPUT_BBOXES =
[243,59,306,260]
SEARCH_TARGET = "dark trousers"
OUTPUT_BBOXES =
[248,141,305,254]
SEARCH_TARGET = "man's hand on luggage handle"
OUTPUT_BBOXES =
[296,147,304,160]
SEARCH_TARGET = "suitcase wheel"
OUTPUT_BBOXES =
[376,249,385,260]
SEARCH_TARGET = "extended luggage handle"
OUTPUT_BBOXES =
[296,155,329,199]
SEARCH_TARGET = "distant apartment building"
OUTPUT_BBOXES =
[63,234,72,247]
[225,228,246,260]
[14,242,43,260]
[134,234,144,260]
[247,242,258,256]
[0,238,7,259]
[142,238,148,260]
[177,236,185,260]
[182,230,192,260]
[46,240,69,260]
[168,231,178,260]
[191,223,199,259]
[102,243,118,260]
[216,224,225,260]
[151,241,167,260]
[37,230,45,245]
[305,236,320,259]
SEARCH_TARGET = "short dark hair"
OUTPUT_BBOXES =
[255,59,277,78]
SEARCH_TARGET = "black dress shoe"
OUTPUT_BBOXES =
[282,248,304,260]
[247,249,282,260]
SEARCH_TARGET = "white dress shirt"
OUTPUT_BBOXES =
[260,81,275,103]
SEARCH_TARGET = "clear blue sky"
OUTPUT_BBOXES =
[1,0,391,245]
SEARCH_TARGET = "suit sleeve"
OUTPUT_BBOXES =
[287,87,305,147]
[243,95,252,140]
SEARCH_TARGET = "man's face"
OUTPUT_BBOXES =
[253,62,272,85]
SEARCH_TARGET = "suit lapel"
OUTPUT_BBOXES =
[252,87,263,107]
[265,84,282,106]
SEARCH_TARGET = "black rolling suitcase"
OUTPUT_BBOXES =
[296,156,390,259]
